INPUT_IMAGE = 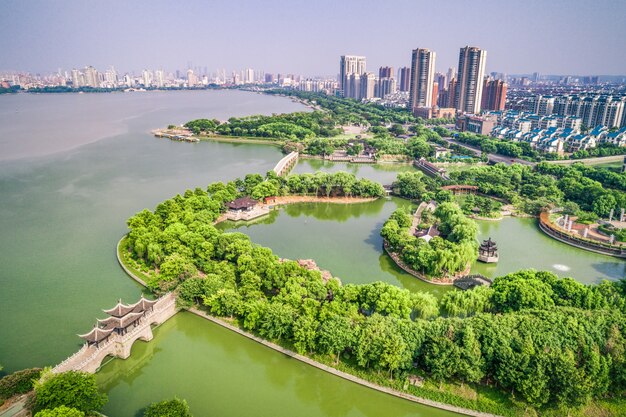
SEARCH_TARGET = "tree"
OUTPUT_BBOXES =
[259,302,295,340]
[393,172,427,199]
[317,315,355,363]
[34,406,84,417]
[389,124,406,136]
[159,253,197,282]
[33,371,107,414]
[0,368,42,400]
[491,271,555,312]
[251,181,279,200]
[293,314,318,354]
[143,398,193,417]
[592,193,617,218]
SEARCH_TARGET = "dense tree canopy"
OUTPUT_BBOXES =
[381,203,478,277]
[34,406,85,417]
[33,371,107,414]
[123,170,626,415]
[143,398,193,417]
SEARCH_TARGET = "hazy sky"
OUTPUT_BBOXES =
[2,0,625,76]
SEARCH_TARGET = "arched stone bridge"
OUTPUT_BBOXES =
[52,293,177,374]
[273,151,299,176]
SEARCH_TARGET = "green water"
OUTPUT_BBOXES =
[2,91,622,417]
[293,158,417,185]
[0,90,296,372]
[0,91,463,417]
[471,217,625,284]
[218,199,452,296]
[98,312,455,417]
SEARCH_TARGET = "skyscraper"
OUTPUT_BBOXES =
[379,66,393,79]
[398,67,411,92]
[481,79,507,111]
[360,72,376,100]
[245,68,255,84]
[377,66,395,99]
[408,48,436,111]
[339,55,366,97]
[142,69,152,87]
[454,46,487,114]
[154,70,165,88]
[187,69,198,86]
[71,69,81,87]
[83,66,99,88]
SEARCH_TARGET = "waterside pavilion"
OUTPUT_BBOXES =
[478,237,499,263]
[224,196,269,221]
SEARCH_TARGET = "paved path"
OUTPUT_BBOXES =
[440,137,534,166]
[543,154,625,166]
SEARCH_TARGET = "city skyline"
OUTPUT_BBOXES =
[2,0,626,76]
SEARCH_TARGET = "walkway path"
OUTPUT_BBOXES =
[409,202,427,236]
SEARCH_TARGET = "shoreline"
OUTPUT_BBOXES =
[196,134,283,146]
[114,236,499,417]
[268,195,377,205]
[186,308,498,417]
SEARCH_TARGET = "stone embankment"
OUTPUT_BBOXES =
[538,212,626,258]
[116,238,500,416]
[187,308,500,417]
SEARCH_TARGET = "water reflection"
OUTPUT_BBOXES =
[99,312,460,417]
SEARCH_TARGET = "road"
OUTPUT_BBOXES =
[543,154,625,166]
[440,136,535,166]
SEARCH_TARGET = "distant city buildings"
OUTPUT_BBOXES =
[339,55,366,98]
[2,48,624,127]
[523,94,625,128]
[481,79,507,111]
[408,48,436,112]
[454,46,487,114]
[398,67,411,92]
[377,66,396,99]
[456,108,626,154]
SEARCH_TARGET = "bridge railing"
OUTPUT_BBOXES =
[52,293,177,373]
[273,152,298,176]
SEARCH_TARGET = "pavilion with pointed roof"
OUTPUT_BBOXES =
[478,237,499,263]
[78,295,158,347]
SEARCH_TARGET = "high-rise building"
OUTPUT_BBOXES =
[454,46,487,114]
[377,77,397,99]
[431,82,438,107]
[154,70,165,88]
[446,67,456,84]
[447,78,458,108]
[408,48,436,111]
[481,79,507,111]
[398,67,411,92]
[83,66,99,88]
[339,55,366,97]
[360,73,376,100]
[142,69,153,87]
[379,66,393,79]
[187,69,198,86]
[435,72,447,92]
[264,73,276,83]
[245,68,255,84]
[71,69,81,87]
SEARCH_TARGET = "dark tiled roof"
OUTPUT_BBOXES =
[226,197,258,210]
